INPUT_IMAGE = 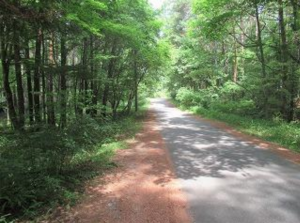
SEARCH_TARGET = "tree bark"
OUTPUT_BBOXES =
[77,39,88,116]
[90,36,98,117]
[25,40,34,124]
[1,38,19,129]
[13,21,25,128]
[47,33,56,125]
[255,3,266,78]
[288,0,299,121]
[134,50,138,112]
[60,32,67,127]
[254,2,269,117]
[278,0,291,121]
[34,28,42,122]
[102,43,116,116]
[232,27,238,83]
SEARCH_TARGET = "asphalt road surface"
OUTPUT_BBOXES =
[152,98,300,223]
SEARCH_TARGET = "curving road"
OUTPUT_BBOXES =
[152,98,300,223]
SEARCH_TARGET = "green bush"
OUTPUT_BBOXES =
[0,115,140,220]
[170,91,177,100]
[211,99,256,116]
[176,87,218,108]
[176,87,195,106]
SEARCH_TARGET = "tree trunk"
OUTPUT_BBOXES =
[126,92,134,115]
[34,28,42,122]
[222,41,228,84]
[1,40,19,129]
[255,3,266,78]
[90,36,98,117]
[278,0,290,120]
[102,84,109,116]
[232,27,238,83]
[254,2,268,116]
[289,0,299,121]
[102,43,116,116]
[77,39,88,116]
[84,80,89,114]
[134,50,138,112]
[47,33,56,125]
[25,40,34,124]
[13,22,25,128]
[240,18,245,77]
[42,33,47,122]
[60,32,67,128]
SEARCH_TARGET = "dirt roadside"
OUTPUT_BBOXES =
[45,110,192,223]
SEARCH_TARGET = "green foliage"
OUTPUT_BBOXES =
[164,0,300,122]
[64,0,108,35]
[175,87,195,106]
[175,87,218,108]
[0,114,142,220]
[220,82,243,95]
[211,100,256,116]
[0,0,161,220]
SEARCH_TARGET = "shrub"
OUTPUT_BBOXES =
[170,91,177,99]
[220,81,244,99]
[211,99,256,116]
[175,87,195,107]
[0,115,138,219]
[175,87,219,109]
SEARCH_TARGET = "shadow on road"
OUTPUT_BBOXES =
[152,98,300,223]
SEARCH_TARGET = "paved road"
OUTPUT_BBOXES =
[152,98,300,223]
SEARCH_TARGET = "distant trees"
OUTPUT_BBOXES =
[0,0,165,130]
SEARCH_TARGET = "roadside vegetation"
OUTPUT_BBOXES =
[162,0,300,153]
[0,100,147,221]
[0,0,162,221]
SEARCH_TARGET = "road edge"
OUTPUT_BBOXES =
[166,99,300,165]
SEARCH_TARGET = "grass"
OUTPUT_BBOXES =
[171,100,300,153]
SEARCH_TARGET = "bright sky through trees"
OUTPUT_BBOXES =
[149,0,165,9]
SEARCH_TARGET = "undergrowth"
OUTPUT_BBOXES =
[0,109,146,222]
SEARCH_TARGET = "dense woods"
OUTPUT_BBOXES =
[165,0,300,122]
[0,0,165,130]
[0,0,165,220]
[163,0,300,154]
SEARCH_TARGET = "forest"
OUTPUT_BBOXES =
[165,0,300,152]
[0,0,166,220]
[1,0,300,221]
